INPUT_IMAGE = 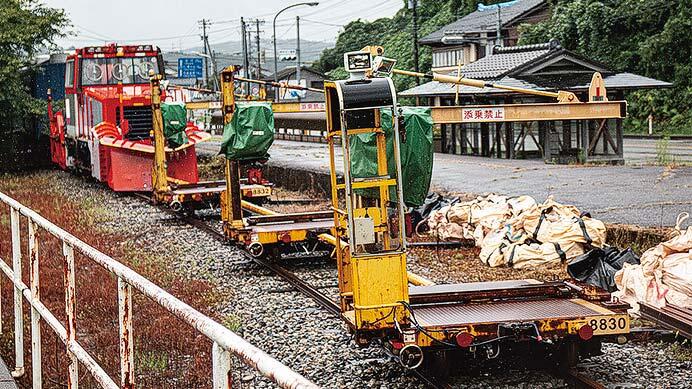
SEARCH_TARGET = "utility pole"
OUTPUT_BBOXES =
[296,15,301,101]
[211,50,219,91]
[255,19,262,79]
[409,0,420,85]
[241,18,249,78]
[199,19,210,87]
[240,17,249,96]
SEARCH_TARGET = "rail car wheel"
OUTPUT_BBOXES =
[421,349,450,384]
[248,243,281,260]
[399,344,424,370]
[248,242,265,258]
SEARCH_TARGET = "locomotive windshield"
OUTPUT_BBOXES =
[81,56,161,86]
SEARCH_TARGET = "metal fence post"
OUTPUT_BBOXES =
[63,241,78,388]
[28,219,42,388]
[10,208,24,377]
[0,191,318,389]
[212,341,231,389]
[118,278,134,389]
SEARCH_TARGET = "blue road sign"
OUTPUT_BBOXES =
[178,57,204,78]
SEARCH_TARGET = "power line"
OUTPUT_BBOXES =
[73,24,116,41]
[301,19,344,27]
[277,22,297,39]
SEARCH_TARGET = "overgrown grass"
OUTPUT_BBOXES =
[666,340,692,362]
[137,350,170,373]
[0,170,224,387]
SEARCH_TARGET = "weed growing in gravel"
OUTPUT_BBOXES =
[666,340,692,362]
[137,350,170,373]
[223,314,244,332]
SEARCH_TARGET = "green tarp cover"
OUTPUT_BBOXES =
[350,107,434,207]
[220,102,275,161]
[161,102,188,148]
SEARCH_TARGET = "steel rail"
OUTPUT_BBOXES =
[410,369,453,389]
[157,201,342,317]
[172,208,448,389]
[564,368,606,389]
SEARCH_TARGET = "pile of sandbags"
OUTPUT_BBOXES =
[613,214,692,313]
[425,194,606,269]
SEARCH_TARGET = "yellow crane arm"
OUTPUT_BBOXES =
[392,68,580,103]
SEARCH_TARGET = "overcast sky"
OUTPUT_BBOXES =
[43,0,403,51]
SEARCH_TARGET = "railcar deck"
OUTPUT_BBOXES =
[401,279,630,346]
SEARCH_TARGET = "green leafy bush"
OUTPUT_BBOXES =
[520,0,691,135]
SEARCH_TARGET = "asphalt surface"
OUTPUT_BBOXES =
[197,139,692,228]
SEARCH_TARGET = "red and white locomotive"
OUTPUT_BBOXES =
[47,44,210,191]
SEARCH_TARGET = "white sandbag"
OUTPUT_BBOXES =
[613,262,649,312]
[613,225,692,313]
[534,216,606,247]
[506,241,584,269]
[479,229,510,267]
[522,197,582,234]
[427,205,471,241]
[507,195,537,217]
[425,192,608,271]
[661,252,692,307]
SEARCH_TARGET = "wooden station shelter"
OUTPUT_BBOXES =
[401,40,671,164]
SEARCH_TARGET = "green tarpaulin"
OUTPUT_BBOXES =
[349,107,434,207]
[160,102,188,148]
[220,102,275,161]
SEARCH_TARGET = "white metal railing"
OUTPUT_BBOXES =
[0,191,318,389]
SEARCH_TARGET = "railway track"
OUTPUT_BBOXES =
[563,368,606,389]
[179,209,341,315]
[140,196,453,387]
[135,194,608,388]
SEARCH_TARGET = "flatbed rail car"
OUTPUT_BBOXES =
[214,66,334,257]
[148,73,272,211]
[322,47,631,372]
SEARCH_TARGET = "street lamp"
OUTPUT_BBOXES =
[273,2,319,101]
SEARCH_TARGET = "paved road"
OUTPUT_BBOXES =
[623,137,692,164]
[198,140,692,227]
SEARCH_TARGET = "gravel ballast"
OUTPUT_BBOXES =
[11,170,690,388]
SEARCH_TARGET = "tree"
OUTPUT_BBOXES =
[0,0,69,131]
[316,0,509,91]
[519,0,691,134]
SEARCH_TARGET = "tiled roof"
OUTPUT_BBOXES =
[461,45,553,79]
[397,40,672,97]
[433,41,559,80]
[420,0,546,45]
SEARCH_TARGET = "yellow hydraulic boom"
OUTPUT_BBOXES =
[391,68,580,103]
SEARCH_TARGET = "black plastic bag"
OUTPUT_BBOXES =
[605,247,640,269]
[567,247,640,292]
[408,193,460,229]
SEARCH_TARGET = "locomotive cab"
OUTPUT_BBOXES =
[49,44,209,191]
